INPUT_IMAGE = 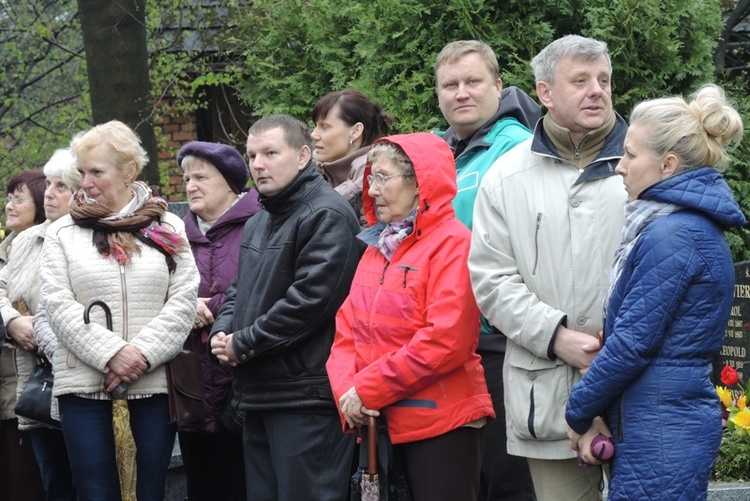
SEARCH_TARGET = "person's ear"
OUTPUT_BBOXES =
[298,145,312,170]
[536,81,553,109]
[351,123,364,145]
[123,161,138,185]
[662,153,680,178]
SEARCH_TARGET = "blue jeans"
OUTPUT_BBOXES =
[59,394,175,501]
[28,427,76,501]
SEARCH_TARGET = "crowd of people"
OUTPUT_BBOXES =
[0,33,744,501]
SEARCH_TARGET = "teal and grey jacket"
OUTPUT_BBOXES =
[436,86,540,349]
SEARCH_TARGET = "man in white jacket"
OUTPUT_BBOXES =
[468,35,628,500]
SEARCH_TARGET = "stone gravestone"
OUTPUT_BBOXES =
[713,260,750,390]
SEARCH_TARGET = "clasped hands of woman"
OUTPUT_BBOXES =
[104,344,149,392]
[566,417,611,467]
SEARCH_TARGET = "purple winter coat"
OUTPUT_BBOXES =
[182,189,260,432]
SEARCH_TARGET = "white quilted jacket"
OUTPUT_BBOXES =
[0,221,47,427]
[41,212,199,397]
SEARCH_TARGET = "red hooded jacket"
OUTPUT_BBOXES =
[326,133,494,444]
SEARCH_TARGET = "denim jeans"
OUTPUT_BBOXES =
[59,394,175,501]
[28,427,76,501]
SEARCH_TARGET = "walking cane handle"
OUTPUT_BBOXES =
[83,299,113,331]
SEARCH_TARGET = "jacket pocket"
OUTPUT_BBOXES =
[506,347,572,441]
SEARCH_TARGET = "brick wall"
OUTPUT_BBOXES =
[154,99,197,202]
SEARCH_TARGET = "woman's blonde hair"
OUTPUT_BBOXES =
[629,84,744,172]
[70,120,148,177]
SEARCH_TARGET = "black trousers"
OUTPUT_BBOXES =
[179,428,245,501]
[393,426,483,501]
[478,350,536,501]
[243,410,355,501]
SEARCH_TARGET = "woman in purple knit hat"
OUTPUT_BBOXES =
[177,141,260,501]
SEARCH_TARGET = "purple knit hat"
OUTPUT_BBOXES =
[177,141,250,193]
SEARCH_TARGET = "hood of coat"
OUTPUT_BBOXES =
[641,166,747,229]
[363,133,457,236]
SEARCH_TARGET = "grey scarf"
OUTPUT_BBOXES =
[604,199,681,317]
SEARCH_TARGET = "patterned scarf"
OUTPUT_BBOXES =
[69,181,187,273]
[604,199,681,317]
[377,213,416,261]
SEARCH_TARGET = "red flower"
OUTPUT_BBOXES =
[721,365,741,386]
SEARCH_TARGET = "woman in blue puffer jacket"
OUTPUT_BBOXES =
[565,84,746,500]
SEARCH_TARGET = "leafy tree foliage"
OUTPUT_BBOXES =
[223,0,750,259]
[0,1,89,189]
[223,0,723,129]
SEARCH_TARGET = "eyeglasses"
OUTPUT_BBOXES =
[367,173,410,188]
[4,196,28,206]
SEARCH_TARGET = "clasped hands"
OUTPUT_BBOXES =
[105,344,148,392]
[193,297,214,330]
[210,331,238,366]
[567,416,612,466]
[339,386,380,429]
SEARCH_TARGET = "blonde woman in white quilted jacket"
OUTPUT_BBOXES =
[40,121,199,501]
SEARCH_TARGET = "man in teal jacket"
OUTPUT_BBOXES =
[434,40,540,501]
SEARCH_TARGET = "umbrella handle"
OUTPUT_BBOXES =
[367,416,378,475]
[84,299,113,331]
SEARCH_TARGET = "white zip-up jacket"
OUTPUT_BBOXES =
[469,116,628,459]
[41,212,199,397]
[0,221,47,428]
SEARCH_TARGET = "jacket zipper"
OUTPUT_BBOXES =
[379,261,390,285]
[532,212,542,275]
[618,395,624,442]
[369,261,392,361]
[397,265,418,288]
[120,263,129,341]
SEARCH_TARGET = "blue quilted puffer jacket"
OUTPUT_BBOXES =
[566,167,746,500]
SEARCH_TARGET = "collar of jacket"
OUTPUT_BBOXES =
[316,146,369,186]
[442,86,541,160]
[257,161,324,215]
[530,112,627,185]
[184,188,260,243]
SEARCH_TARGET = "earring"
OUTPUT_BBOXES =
[349,139,354,146]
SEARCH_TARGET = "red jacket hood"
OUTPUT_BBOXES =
[363,133,457,235]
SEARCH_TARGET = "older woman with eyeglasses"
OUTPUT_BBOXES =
[326,133,494,500]
[0,150,83,501]
[0,169,47,500]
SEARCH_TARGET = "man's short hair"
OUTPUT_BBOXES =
[434,40,500,83]
[530,35,611,84]
[248,114,313,151]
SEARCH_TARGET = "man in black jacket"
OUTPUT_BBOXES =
[210,114,361,501]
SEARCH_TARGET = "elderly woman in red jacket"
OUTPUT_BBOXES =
[326,133,494,501]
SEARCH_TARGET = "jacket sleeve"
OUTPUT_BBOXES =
[566,222,696,433]
[33,302,58,359]
[230,207,360,362]
[354,234,482,410]
[0,258,21,328]
[469,172,565,359]
[325,297,358,426]
[128,217,200,369]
